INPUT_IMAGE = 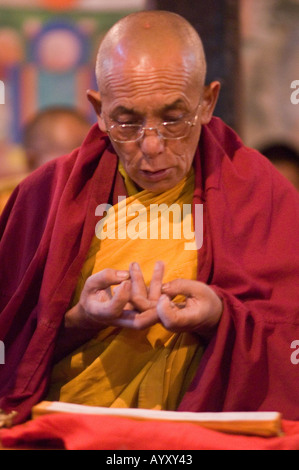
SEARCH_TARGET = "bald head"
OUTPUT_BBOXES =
[96,11,207,95]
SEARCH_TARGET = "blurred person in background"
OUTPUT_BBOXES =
[23,106,91,172]
[260,142,299,192]
[0,106,90,212]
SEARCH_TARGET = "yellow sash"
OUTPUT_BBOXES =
[47,168,204,410]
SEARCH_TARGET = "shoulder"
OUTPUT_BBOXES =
[0,149,79,236]
[202,117,299,201]
[20,150,78,193]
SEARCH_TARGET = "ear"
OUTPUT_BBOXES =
[200,81,221,125]
[86,89,107,132]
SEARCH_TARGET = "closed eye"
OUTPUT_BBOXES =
[162,113,186,123]
[115,117,143,126]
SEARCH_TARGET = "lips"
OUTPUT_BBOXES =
[140,168,171,182]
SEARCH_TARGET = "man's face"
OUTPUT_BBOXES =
[97,53,211,193]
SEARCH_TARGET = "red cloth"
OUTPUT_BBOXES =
[1,118,299,425]
[1,413,299,450]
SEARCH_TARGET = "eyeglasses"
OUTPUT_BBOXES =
[105,104,201,143]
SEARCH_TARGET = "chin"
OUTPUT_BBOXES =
[140,180,178,193]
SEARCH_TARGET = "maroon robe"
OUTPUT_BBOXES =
[1,117,299,425]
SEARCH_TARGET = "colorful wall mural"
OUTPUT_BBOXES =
[0,3,144,175]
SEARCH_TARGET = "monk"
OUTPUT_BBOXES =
[0,107,90,214]
[260,143,299,192]
[23,106,91,171]
[1,11,299,426]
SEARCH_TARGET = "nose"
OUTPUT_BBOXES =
[139,128,165,158]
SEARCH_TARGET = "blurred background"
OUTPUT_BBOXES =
[0,0,298,189]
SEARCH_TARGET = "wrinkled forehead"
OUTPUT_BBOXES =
[98,41,203,97]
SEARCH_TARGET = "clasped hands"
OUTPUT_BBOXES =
[68,261,223,336]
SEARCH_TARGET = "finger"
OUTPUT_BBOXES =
[112,307,159,330]
[85,268,130,292]
[158,294,222,335]
[129,262,151,311]
[162,279,212,300]
[112,285,134,309]
[105,280,132,318]
[148,261,164,301]
[156,294,181,331]
[86,280,131,320]
[130,262,147,295]
[156,294,197,332]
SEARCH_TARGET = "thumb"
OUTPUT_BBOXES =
[85,268,130,291]
[161,279,206,299]
[156,294,180,330]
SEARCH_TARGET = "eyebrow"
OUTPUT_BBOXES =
[110,99,188,117]
[161,99,188,111]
